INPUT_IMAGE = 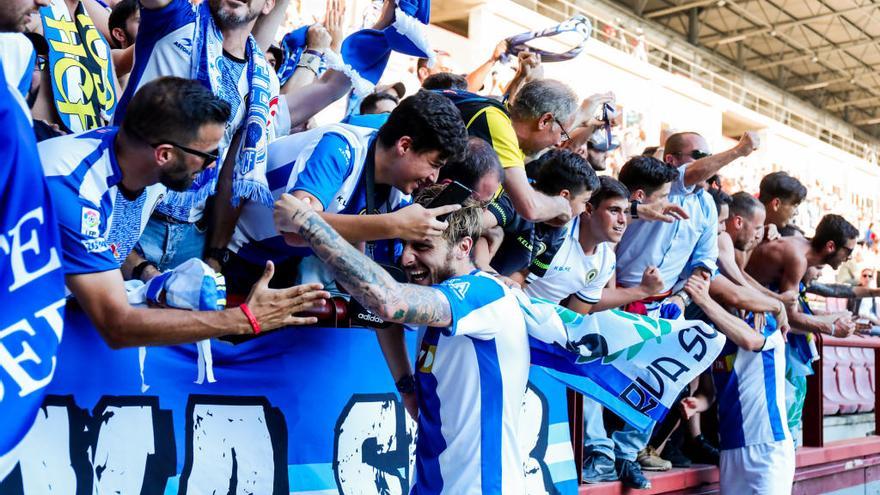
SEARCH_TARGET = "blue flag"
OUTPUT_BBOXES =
[0,58,66,476]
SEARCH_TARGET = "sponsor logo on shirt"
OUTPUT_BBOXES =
[173,37,192,55]
[81,237,109,253]
[81,207,100,237]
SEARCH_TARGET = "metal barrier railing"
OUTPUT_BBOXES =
[511,0,878,163]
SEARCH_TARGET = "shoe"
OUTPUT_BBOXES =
[616,458,652,490]
[684,434,720,465]
[582,453,618,484]
[637,446,672,471]
[661,441,692,468]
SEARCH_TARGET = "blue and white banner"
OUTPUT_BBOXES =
[1,308,578,494]
[521,297,727,433]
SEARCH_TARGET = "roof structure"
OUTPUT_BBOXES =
[607,0,880,134]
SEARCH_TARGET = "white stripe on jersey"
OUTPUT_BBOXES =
[414,272,529,494]
[715,330,790,450]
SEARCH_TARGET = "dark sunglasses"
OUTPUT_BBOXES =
[160,141,220,170]
[127,125,219,169]
[674,149,712,160]
[35,55,47,71]
[552,116,571,143]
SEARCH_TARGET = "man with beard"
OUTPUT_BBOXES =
[122,0,362,273]
[747,214,858,338]
[38,77,330,348]
[274,189,530,494]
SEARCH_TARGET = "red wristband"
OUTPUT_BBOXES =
[239,303,261,335]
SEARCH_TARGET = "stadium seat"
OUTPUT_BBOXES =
[852,360,875,412]
[836,358,873,413]
[865,348,876,394]
[822,361,843,415]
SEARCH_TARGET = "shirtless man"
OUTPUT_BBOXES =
[747,214,858,337]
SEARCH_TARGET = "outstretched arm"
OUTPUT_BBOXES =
[682,131,759,188]
[276,193,453,326]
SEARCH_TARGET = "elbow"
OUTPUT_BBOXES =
[95,311,132,350]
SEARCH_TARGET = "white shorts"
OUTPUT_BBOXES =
[719,439,795,494]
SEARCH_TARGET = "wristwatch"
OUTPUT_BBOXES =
[395,374,416,394]
[205,247,231,269]
[630,200,641,219]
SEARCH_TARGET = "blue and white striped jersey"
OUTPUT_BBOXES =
[229,124,409,268]
[38,127,166,276]
[413,271,529,494]
[713,315,790,450]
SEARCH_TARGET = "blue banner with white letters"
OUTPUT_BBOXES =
[1,307,576,494]
[0,62,66,479]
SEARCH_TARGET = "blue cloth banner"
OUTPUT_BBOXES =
[2,307,577,494]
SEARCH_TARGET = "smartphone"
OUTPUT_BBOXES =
[426,181,474,221]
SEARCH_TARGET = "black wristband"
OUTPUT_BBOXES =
[132,260,157,281]
[395,374,416,394]
[205,248,230,268]
[630,200,640,219]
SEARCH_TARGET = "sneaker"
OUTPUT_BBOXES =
[684,434,720,465]
[616,458,652,489]
[661,441,692,468]
[582,453,618,483]
[637,446,672,471]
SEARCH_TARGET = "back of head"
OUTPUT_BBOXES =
[413,185,483,247]
[378,90,468,162]
[438,137,503,191]
[121,77,231,146]
[708,188,733,213]
[759,171,807,205]
[729,191,763,219]
[617,156,679,196]
[108,0,138,48]
[421,72,468,91]
[359,92,399,114]
[589,176,630,209]
[811,214,858,251]
[509,79,577,124]
[531,149,599,196]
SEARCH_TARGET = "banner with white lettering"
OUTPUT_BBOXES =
[1,308,577,494]
[523,300,727,433]
[0,66,66,479]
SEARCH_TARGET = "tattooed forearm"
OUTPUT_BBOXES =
[295,210,452,326]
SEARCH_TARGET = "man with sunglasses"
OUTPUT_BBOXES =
[36,77,330,350]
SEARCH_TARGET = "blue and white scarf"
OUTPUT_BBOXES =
[503,15,592,63]
[163,2,274,210]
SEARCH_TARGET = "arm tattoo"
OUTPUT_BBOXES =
[806,282,855,299]
[295,210,452,326]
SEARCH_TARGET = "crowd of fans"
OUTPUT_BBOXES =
[3,0,880,492]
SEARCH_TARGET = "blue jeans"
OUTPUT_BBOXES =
[136,216,207,271]
[583,399,653,462]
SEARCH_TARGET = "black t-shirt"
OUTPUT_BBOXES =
[486,193,566,277]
